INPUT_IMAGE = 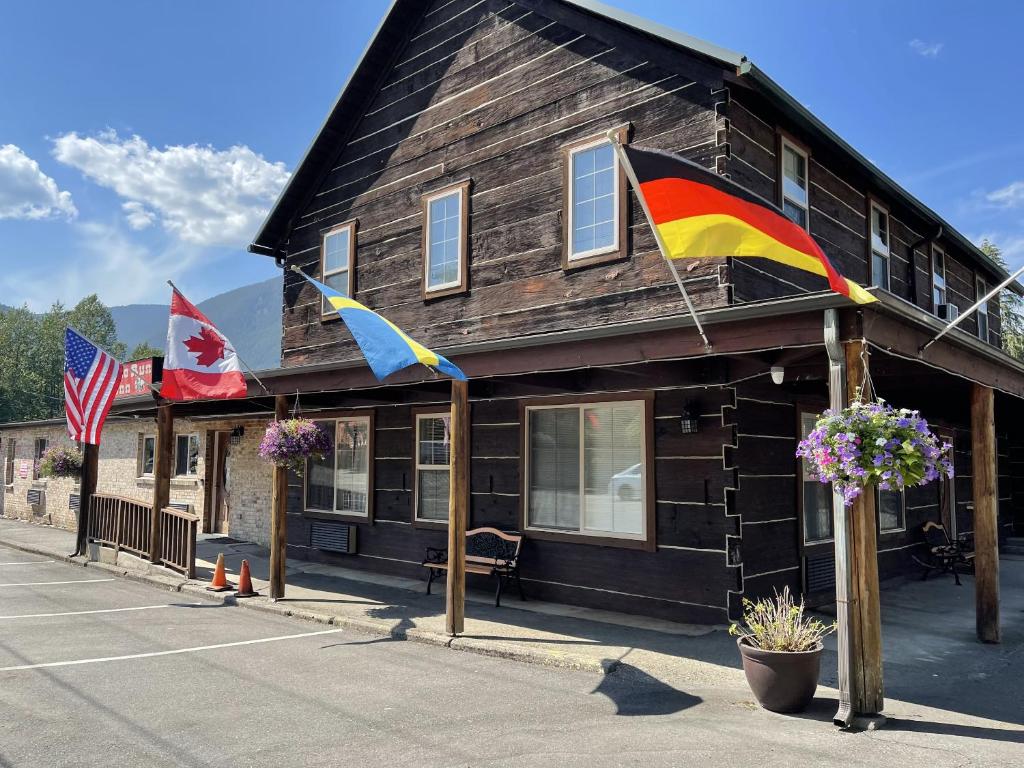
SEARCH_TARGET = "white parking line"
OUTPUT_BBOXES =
[0,579,116,588]
[0,560,55,566]
[0,628,346,671]
[0,604,192,620]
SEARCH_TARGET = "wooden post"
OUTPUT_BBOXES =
[844,339,884,715]
[446,379,469,636]
[971,383,1000,643]
[150,404,173,563]
[269,394,289,600]
[74,443,99,556]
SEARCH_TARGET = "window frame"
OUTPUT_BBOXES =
[4,438,16,486]
[412,409,452,528]
[138,434,156,477]
[561,126,629,269]
[976,275,990,342]
[876,487,907,534]
[32,437,48,481]
[319,219,358,320]
[777,132,811,232]
[519,392,655,551]
[797,408,834,545]
[421,180,470,299]
[173,433,200,478]
[302,411,375,523]
[868,199,890,291]
[931,245,947,313]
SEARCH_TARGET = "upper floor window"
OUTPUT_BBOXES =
[869,203,890,290]
[422,181,469,298]
[320,221,356,317]
[976,276,990,342]
[174,434,200,477]
[305,416,372,520]
[33,437,47,480]
[562,128,628,268]
[780,139,809,229]
[932,246,947,311]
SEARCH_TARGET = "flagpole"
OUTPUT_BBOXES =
[919,264,1024,354]
[166,280,271,396]
[606,129,712,351]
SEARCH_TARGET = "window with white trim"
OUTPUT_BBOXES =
[305,417,371,517]
[567,139,619,260]
[869,203,890,290]
[32,437,47,480]
[781,140,809,229]
[932,246,947,311]
[976,276,990,342]
[3,438,14,485]
[139,435,155,476]
[320,221,355,317]
[525,400,646,539]
[800,411,833,543]
[174,434,200,477]
[415,413,450,523]
[877,488,905,533]
[423,184,468,295]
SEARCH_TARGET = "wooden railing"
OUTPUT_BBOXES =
[158,505,199,578]
[88,493,151,558]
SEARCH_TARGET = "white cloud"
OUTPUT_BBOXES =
[0,144,76,220]
[909,39,944,58]
[52,131,289,247]
[986,181,1024,209]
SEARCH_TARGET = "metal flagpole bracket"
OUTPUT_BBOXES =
[919,264,1024,355]
[605,129,713,352]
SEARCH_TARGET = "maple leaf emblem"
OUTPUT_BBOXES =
[183,327,226,367]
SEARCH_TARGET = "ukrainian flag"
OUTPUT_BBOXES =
[292,268,466,382]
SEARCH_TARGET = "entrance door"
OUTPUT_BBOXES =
[211,431,230,534]
[798,407,837,606]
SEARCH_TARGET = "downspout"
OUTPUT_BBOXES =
[824,308,854,728]
[908,225,943,307]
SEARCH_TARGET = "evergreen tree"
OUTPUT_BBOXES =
[980,239,1024,361]
[127,342,163,361]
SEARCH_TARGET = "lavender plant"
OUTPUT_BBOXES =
[729,588,835,652]
[258,418,332,476]
[39,445,84,478]
[796,397,953,506]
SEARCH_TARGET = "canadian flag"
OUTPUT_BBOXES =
[161,288,247,400]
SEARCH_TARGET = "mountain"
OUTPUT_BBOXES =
[112,276,282,371]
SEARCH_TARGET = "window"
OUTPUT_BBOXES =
[415,413,450,523]
[566,137,620,263]
[976,276,990,342]
[932,246,947,311]
[305,416,372,519]
[877,489,905,533]
[524,399,648,542]
[780,139,809,229]
[4,439,15,485]
[800,412,833,543]
[869,203,890,290]
[422,181,469,297]
[32,438,47,480]
[139,435,156,476]
[174,434,200,477]
[320,221,356,317]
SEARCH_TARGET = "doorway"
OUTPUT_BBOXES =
[797,405,837,606]
[210,431,231,535]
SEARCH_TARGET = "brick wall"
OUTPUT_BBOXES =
[0,424,81,529]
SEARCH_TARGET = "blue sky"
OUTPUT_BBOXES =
[1,0,1021,311]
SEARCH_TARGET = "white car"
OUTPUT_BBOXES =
[608,463,642,501]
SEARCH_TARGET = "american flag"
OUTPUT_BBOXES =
[64,328,123,445]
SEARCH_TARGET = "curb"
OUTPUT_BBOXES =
[0,534,610,675]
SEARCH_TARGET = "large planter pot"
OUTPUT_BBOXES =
[737,638,822,713]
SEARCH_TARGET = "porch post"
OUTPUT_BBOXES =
[844,339,884,716]
[269,394,288,600]
[150,404,173,563]
[971,383,1000,643]
[446,378,469,636]
[73,443,99,556]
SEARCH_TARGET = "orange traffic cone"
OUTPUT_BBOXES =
[206,552,234,592]
[235,559,259,598]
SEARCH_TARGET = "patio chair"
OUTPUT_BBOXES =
[912,521,975,586]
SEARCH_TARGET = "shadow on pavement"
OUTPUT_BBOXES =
[592,662,702,716]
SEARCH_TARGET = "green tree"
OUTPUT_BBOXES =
[127,341,163,361]
[68,294,126,360]
[980,239,1024,361]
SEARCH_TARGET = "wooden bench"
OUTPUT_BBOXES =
[423,527,524,607]
[912,521,976,586]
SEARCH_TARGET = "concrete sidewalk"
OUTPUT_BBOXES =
[2,516,1023,745]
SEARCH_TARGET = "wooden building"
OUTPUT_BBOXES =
[28,0,1023,626]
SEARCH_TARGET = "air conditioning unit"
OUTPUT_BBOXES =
[936,303,959,322]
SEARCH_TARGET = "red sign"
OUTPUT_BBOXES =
[116,358,155,399]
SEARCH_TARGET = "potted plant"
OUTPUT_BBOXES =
[730,588,836,713]
[257,418,332,476]
[38,445,84,479]
[796,396,953,505]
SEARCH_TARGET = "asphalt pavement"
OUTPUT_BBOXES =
[1,542,1022,767]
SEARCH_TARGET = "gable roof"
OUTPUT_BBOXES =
[249,0,1016,289]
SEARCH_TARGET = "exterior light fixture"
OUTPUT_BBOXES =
[770,366,785,385]
[230,426,245,445]
[680,405,699,434]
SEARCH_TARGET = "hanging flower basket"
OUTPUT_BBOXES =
[39,445,84,479]
[796,398,953,506]
[258,418,332,476]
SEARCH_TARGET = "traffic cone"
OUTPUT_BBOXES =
[206,552,233,592]
[235,559,259,598]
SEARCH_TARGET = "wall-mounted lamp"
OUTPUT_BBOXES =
[770,366,785,385]
[680,404,699,434]
[230,426,245,445]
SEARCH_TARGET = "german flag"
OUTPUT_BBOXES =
[622,144,876,304]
